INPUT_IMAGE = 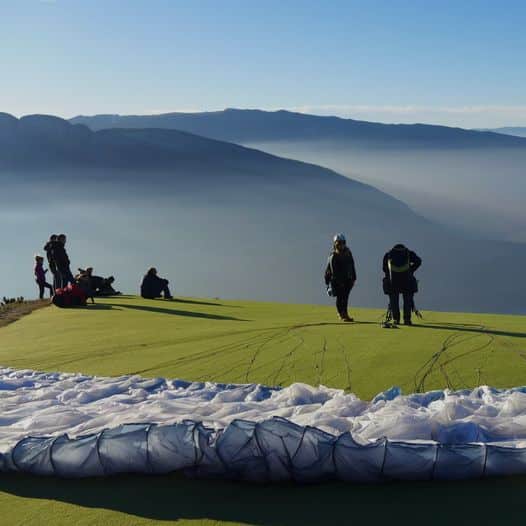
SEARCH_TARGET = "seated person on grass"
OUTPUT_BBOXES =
[96,276,120,296]
[140,267,173,300]
[77,268,121,297]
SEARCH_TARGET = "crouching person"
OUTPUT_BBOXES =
[140,268,173,300]
[383,243,422,325]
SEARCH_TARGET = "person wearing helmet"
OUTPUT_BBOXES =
[382,243,422,325]
[324,233,357,322]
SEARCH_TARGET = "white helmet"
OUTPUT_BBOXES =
[333,233,346,243]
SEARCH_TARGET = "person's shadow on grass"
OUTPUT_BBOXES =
[412,323,526,339]
[103,302,246,321]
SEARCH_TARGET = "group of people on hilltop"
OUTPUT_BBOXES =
[324,234,422,325]
[33,234,73,299]
[34,231,421,323]
[34,234,119,300]
[34,234,173,303]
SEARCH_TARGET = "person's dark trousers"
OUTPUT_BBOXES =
[50,271,59,293]
[143,283,173,299]
[161,283,173,299]
[37,281,53,299]
[58,268,75,289]
[389,292,414,323]
[335,285,351,318]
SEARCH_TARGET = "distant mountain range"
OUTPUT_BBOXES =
[70,109,526,244]
[1,112,525,313]
[71,109,526,148]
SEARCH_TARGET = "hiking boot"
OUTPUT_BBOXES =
[404,319,412,326]
[343,316,354,322]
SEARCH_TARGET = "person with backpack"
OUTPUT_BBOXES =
[34,255,53,299]
[54,234,75,289]
[324,233,357,322]
[140,268,173,300]
[43,234,59,291]
[382,243,422,325]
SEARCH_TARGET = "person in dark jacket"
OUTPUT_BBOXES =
[97,276,120,296]
[34,255,53,299]
[54,234,75,289]
[76,268,121,297]
[43,234,59,291]
[383,243,422,325]
[324,233,357,321]
[140,268,173,300]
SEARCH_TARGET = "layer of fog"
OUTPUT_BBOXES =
[0,179,383,308]
[2,174,525,314]
[244,142,526,243]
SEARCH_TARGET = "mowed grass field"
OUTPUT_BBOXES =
[0,296,525,526]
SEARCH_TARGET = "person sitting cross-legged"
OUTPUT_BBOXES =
[140,267,173,300]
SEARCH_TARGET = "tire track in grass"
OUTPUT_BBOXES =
[264,324,309,386]
[413,323,495,392]
[315,337,328,386]
[130,329,278,376]
[243,327,291,383]
[439,333,495,389]
[414,332,473,392]
[336,335,353,391]
[214,331,293,384]
[270,332,305,387]
[43,332,261,374]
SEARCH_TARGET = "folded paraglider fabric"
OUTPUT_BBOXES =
[2,367,526,482]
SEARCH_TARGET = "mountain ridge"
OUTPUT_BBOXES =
[70,108,526,148]
[478,126,526,138]
[0,112,413,213]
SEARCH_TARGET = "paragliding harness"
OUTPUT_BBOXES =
[52,283,88,308]
[381,254,422,328]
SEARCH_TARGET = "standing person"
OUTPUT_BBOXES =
[324,233,357,322]
[34,255,53,299]
[383,243,422,326]
[140,268,173,299]
[54,234,75,289]
[43,234,59,291]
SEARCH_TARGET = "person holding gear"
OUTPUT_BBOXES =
[324,233,357,322]
[382,243,422,325]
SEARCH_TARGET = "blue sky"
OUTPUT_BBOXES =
[2,0,526,127]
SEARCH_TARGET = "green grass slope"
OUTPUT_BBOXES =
[0,296,525,526]
[0,295,524,398]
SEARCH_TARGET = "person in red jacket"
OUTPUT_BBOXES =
[34,255,53,299]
